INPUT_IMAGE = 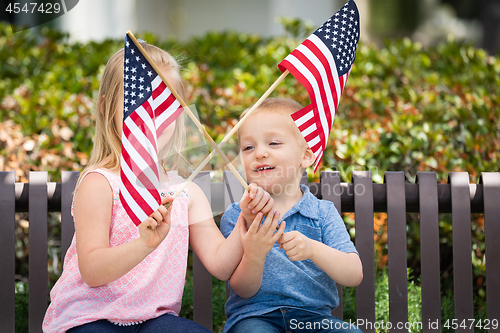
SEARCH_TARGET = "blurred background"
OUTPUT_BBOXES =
[2,0,500,53]
[2,1,499,332]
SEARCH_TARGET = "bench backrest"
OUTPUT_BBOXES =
[1,170,499,333]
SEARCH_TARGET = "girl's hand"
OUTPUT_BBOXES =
[138,195,173,250]
[239,210,285,262]
[240,183,274,229]
[278,231,314,261]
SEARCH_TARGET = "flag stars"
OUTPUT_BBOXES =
[135,56,140,62]
[141,63,146,69]
[131,67,137,73]
[147,71,153,77]
[139,77,144,83]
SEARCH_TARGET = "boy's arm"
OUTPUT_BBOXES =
[279,204,363,287]
[310,242,363,287]
[229,211,285,298]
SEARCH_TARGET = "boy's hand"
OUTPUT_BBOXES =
[239,211,285,262]
[138,195,173,250]
[240,183,274,228]
[278,231,314,261]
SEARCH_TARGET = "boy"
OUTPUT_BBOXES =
[221,98,363,333]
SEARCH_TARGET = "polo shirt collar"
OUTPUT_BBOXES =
[281,184,319,221]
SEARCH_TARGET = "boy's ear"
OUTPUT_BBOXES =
[301,146,316,168]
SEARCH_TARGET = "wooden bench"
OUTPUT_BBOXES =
[1,170,499,333]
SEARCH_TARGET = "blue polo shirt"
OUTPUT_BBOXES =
[220,185,358,333]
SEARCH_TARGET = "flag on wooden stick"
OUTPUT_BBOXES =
[120,34,184,226]
[278,0,360,172]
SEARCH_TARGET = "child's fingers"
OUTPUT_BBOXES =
[237,214,248,238]
[265,211,281,237]
[248,187,264,211]
[145,216,159,230]
[161,194,173,206]
[248,212,264,234]
[150,210,163,225]
[157,205,168,220]
[278,231,295,247]
[248,183,259,199]
[257,210,275,235]
[272,220,286,242]
[259,197,274,215]
[250,190,271,214]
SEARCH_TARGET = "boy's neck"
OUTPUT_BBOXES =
[270,184,304,216]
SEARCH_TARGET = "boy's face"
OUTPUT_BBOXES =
[238,110,314,195]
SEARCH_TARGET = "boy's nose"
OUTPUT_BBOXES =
[255,147,269,160]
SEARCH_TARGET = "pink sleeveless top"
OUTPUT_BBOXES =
[43,169,190,332]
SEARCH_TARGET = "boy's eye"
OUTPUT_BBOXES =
[269,142,281,146]
[243,145,254,151]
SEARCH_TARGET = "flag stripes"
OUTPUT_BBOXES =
[120,35,184,226]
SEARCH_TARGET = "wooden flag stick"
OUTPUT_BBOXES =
[127,31,248,195]
[160,69,290,203]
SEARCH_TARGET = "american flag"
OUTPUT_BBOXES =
[120,35,184,226]
[278,0,360,172]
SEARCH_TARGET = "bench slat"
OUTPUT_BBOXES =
[61,171,79,266]
[353,171,375,333]
[29,172,49,333]
[192,171,213,331]
[480,172,500,324]
[449,172,474,332]
[385,172,408,332]
[321,171,344,319]
[417,172,442,332]
[0,171,16,333]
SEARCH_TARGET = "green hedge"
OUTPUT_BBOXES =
[2,23,499,184]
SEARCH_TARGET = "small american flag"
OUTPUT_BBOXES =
[120,34,184,226]
[278,0,360,172]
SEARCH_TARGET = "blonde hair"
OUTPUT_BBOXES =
[238,97,306,145]
[78,42,186,184]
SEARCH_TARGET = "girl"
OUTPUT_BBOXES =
[43,42,247,333]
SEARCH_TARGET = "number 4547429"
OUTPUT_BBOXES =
[5,2,61,14]
[443,319,498,330]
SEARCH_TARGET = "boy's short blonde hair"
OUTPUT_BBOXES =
[238,97,307,146]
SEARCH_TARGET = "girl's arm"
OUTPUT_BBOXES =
[187,182,244,281]
[74,173,171,287]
